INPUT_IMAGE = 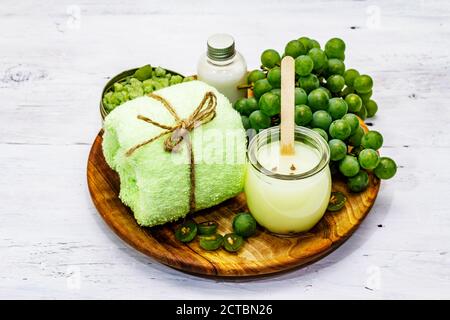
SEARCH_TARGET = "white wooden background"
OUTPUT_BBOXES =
[1,0,449,300]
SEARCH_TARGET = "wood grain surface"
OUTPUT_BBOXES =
[87,129,380,277]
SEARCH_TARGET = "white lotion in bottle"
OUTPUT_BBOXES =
[197,34,247,103]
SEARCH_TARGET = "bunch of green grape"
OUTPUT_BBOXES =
[234,37,397,192]
[103,65,194,113]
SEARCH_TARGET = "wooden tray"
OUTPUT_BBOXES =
[87,127,380,277]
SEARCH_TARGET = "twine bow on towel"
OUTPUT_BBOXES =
[125,91,217,212]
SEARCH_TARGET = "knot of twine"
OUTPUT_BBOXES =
[125,91,217,212]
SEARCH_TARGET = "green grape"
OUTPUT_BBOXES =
[329,139,347,161]
[267,67,281,88]
[339,155,360,177]
[308,48,327,71]
[347,170,369,192]
[365,99,378,118]
[328,98,348,119]
[261,49,281,68]
[343,69,360,88]
[342,113,359,134]
[361,131,383,150]
[325,38,346,59]
[242,97,259,116]
[345,93,362,112]
[233,98,247,113]
[374,157,397,179]
[154,67,166,77]
[318,87,332,99]
[341,86,354,97]
[298,36,313,51]
[247,69,266,84]
[347,126,364,147]
[298,74,320,93]
[295,105,313,126]
[249,110,271,131]
[271,88,281,97]
[295,55,314,76]
[308,88,329,111]
[294,87,308,105]
[310,39,321,49]
[327,59,346,76]
[355,104,367,120]
[353,75,373,94]
[358,90,372,103]
[253,79,272,99]
[327,75,345,93]
[284,40,306,58]
[312,128,328,142]
[311,110,333,131]
[241,115,250,130]
[358,148,380,170]
[329,119,352,140]
[259,92,281,116]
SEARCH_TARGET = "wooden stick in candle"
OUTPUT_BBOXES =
[280,56,296,156]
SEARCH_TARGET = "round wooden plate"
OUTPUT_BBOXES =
[87,130,380,277]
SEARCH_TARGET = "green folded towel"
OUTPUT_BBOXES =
[102,80,246,227]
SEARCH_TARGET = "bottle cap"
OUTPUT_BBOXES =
[207,34,236,61]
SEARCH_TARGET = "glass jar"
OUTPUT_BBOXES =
[197,34,247,103]
[245,126,331,235]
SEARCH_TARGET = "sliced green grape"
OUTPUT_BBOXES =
[339,155,360,177]
[343,69,360,88]
[328,191,347,211]
[253,79,273,99]
[361,131,383,150]
[327,75,345,93]
[284,40,306,58]
[374,157,397,179]
[247,69,266,84]
[308,88,329,111]
[261,49,281,68]
[249,110,271,131]
[329,119,352,140]
[295,105,313,126]
[308,48,327,71]
[295,55,314,76]
[353,74,373,94]
[311,110,333,131]
[358,148,380,170]
[345,93,363,112]
[259,92,281,116]
[347,170,369,192]
[298,74,320,93]
[329,139,347,161]
[365,99,378,118]
[174,220,197,243]
[342,113,360,134]
[223,233,244,252]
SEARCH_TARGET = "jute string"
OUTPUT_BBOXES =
[125,91,217,212]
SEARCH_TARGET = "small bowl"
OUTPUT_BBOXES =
[100,67,185,120]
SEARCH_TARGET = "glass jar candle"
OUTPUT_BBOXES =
[245,126,331,235]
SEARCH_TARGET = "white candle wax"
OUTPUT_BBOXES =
[245,140,331,235]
